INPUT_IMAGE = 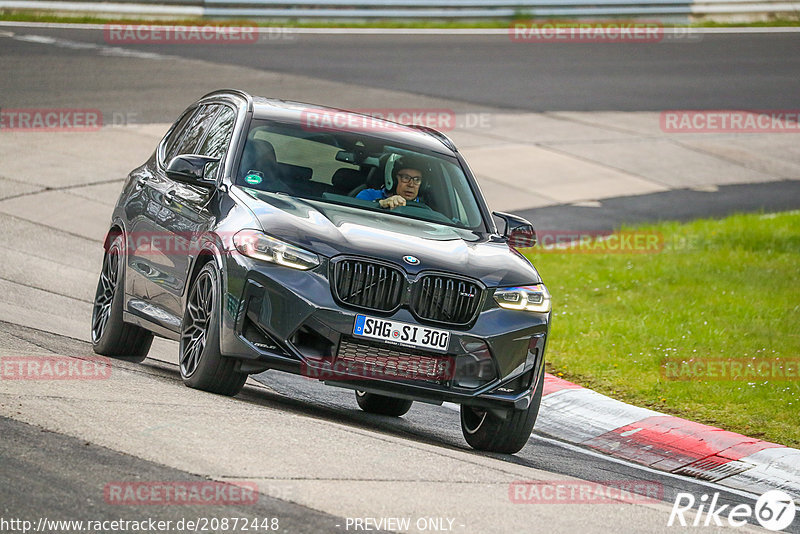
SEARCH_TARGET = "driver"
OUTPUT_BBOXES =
[356,156,424,209]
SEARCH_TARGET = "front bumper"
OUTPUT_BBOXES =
[219,253,550,411]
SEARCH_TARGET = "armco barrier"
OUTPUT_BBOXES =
[2,0,800,20]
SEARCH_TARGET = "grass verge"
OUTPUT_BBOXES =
[525,211,800,448]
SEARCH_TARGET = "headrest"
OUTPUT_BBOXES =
[249,138,276,161]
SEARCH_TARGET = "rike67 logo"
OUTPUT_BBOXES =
[668,490,796,531]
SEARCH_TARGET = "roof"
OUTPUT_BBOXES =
[247,95,458,154]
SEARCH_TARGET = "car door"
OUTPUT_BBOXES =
[124,105,197,321]
[126,104,223,330]
[157,104,237,320]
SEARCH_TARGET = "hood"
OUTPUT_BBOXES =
[236,188,541,288]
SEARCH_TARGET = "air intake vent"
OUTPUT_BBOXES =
[411,275,482,326]
[333,259,404,312]
[338,337,453,385]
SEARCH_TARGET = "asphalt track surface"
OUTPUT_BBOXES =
[0,416,345,534]
[1,23,800,533]
[2,25,799,229]
[110,33,800,112]
[1,27,799,113]
[4,321,796,532]
[516,180,800,231]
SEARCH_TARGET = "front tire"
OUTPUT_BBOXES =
[460,369,544,454]
[355,391,413,417]
[179,262,247,396]
[91,234,153,361]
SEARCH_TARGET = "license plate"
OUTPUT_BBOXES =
[353,315,450,352]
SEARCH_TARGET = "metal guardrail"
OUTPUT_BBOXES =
[1,0,799,19]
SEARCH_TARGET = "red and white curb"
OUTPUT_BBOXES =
[537,374,800,500]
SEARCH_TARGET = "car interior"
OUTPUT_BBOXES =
[235,124,482,228]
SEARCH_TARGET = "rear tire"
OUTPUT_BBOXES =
[355,391,413,417]
[179,262,247,396]
[91,234,153,362]
[460,369,544,454]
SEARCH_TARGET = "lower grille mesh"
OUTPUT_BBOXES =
[337,338,453,384]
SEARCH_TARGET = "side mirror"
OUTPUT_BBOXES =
[493,211,537,248]
[166,154,219,189]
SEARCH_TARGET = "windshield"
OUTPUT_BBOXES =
[235,120,485,230]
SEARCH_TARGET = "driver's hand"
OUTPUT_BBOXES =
[379,195,406,209]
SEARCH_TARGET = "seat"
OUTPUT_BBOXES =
[277,163,312,183]
[331,168,367,196]
[239,138,276,178]
[349,154,391,197]
[280,163,326,197]
[237,138,293,193]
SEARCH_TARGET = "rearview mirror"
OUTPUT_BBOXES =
[166,154,219,189]
[493,211,537,248]
[335,150,356,164]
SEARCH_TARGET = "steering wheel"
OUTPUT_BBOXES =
[401,201,433,211]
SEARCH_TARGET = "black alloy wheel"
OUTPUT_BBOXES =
[91,233,153,361]
[179,262,247,396]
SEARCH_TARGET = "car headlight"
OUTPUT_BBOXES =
[232,230,319,270]
[493,284,551,313]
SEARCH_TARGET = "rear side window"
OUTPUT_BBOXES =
[171,105,221,159]
[198,106,235,159]
[162,108,197,164]
[197,106,236,179]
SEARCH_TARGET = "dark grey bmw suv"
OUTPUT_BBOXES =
[92,89,551,454]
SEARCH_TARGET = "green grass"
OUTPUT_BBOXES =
[2,11,800,27]
[525,211,800,447]
[693,17,800,27]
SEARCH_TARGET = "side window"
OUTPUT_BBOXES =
[197,106,236,179]
[172,105,221,159]
[162,108,197,164]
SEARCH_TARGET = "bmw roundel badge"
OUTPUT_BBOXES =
[403,255,420,265]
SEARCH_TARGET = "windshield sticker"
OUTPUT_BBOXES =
[244,172,263,185]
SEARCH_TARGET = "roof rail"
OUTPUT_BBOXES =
[410,124,458,152]
[199,89,253,112]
